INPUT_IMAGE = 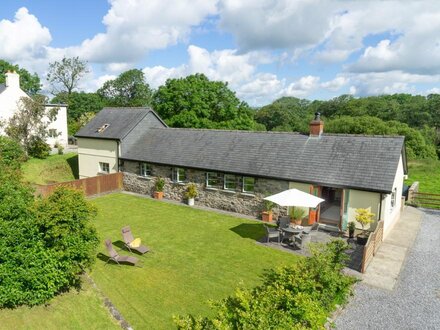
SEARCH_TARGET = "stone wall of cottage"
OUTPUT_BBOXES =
[122,160,288,218]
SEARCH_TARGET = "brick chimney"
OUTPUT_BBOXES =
[309,112,324,137]
[5,71,20,88]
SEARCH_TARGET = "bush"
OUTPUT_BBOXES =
[174,240,355,329]
[155,177,165,192]
[28,136,51,158]
[0,136,26,169]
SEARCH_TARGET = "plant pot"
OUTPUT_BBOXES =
[154,191,163,199]
[262,211,273,222]
[348,230,355,239]
[294,218,302,225]
[187,197,195,206]
[356,233,369,245]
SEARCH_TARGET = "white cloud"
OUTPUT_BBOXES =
[73,0,218,63]
[0,7,51,61]
[320,76,348,91]
[282,76,321,98]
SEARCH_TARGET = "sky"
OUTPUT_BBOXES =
[1,0,440,106]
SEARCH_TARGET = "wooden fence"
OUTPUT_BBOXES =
[413,192,440,209]
[35,172,123,197]
[361,220,384,273]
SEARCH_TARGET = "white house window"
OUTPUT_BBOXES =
[391,188,397,209]
[224,174,237,190]
[206,172,220,188]
[242,177,255,193]
[173,167,186,183]
[140,163,152,177]
[99,162,110,173]
[48,129,58,138]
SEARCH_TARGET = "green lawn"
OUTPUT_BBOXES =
[405,159,440,194]
[91,193,298,329]
[0,278,119,330]
[22,153,78,185]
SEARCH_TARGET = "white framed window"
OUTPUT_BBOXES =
[391,188,397,209]
[173,167,186,183]
[140,163,152,177]
[206,172,220,188]
[242,177,255,193]
[99,162,110,173]
[224,174,237,190]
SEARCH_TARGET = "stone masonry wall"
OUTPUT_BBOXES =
[122,160,288,218]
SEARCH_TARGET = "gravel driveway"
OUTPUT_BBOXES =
[335,209,440,329]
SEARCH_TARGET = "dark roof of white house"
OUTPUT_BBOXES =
[121,128,405,193]
[0,84,6,94]
[75,107,156,140]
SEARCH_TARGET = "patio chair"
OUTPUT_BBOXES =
[302,222,320,235]
[104,239,140,266]
[264,225,281,244]
[121,226,150,254]
[294,233,312,249]
[277,216,290,230]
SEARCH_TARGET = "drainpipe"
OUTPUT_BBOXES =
[378,193,383,221]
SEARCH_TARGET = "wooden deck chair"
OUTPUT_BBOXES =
[121,226,150,254]
[104,239,139,266]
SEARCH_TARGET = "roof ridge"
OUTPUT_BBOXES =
[149,127,302,135]
[322,133,405,139]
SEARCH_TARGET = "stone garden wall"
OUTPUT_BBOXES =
[122,160,288,218]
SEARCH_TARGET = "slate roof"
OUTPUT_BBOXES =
[121,128,405,193]
[75,107,154,140]
[0,84,6,94]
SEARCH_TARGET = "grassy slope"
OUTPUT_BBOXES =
[0,279,119,330]
[91,193,298,329]
[405,159,440,194]
[22,153,78,185]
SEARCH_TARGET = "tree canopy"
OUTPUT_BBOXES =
[0,59,41,94]
[152,73,256,130]
[47,57,89,95]
[97,69,152,107]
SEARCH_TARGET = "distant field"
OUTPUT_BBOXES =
[22,153,78,185]
[405,159,440,194]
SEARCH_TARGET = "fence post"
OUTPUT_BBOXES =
[408,182,419,203]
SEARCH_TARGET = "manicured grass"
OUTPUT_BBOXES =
[91,193,298,329]
[22,153,78,185]
[0,278,119,330]
[405,159,440,194]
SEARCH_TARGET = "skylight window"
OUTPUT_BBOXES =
[97,123,110,133]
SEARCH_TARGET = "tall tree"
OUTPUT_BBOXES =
[0,59,41,94]
[5,95,57,157]
[47,57,89,95]
[97,69,152,107]
[152,73,256,130]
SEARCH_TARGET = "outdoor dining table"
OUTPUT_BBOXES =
[280,226,304,245]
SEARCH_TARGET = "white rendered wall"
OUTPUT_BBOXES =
[0,72,68,147]
[77,137,118,178]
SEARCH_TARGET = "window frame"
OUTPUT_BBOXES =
[173,167,187,183]
[99,162,110,173]
[242,176,255,193]
[206,172,220,188]
[140,162,152,177]
[224,174,237,191]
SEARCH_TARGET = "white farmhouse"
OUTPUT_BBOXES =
[0,71,68,147]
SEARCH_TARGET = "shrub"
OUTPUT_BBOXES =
[28,136,51,158]
[355,208,375,233]
[33,187,99,288]
[185,183,198,199]
[262,200,274,212]
[155,177,165,192]
[174,240,355,329]
[290,207,306,221]
[0,136,26,169]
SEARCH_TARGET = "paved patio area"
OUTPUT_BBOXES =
[336,207,440,329]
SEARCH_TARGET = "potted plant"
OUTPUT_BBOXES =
[355,208,375,245]
[348,221,356,238]
[262,200,274,222]
[185,183,198,206]
[154,177,165,199]
[290,207,306,226]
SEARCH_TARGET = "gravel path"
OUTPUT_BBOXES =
[335,209,440,329]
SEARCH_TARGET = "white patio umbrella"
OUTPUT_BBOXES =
[263,188,324,208]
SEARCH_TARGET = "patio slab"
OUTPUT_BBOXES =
[361,206,423,290]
